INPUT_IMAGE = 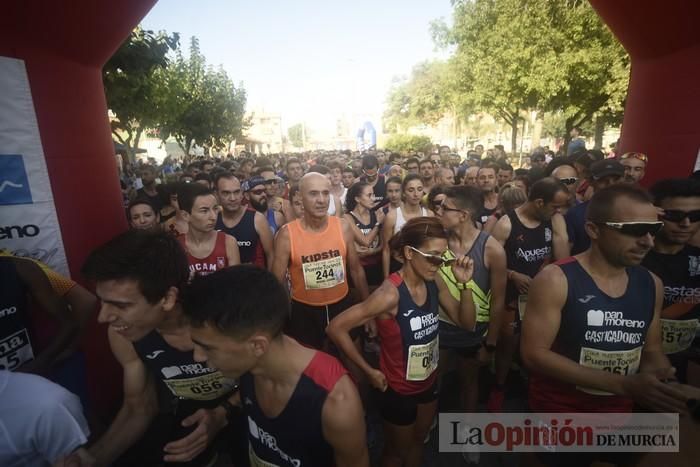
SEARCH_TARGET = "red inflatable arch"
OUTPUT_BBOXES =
[0,0,698,417]
[590,0,700,185]
[0,0,157,417]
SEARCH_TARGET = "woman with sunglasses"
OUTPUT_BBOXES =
[328,217,475,467]
[381,174,432,277]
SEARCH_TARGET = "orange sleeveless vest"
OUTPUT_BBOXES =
[288,217,348,306]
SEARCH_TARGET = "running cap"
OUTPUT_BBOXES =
[590,160,624,180]
[241,176,266,192]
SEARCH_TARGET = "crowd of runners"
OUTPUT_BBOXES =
[2,145,700,467]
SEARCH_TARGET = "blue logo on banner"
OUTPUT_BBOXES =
[0,155,33,205]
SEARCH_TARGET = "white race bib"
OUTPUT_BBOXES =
[577,346,642,396]
[0,329,34,371]
[406,337,439,381]
[163,371,235,401]
[302,256,345,290]
[661,319,699,354]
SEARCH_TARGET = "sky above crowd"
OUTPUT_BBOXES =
[141,0,453,134]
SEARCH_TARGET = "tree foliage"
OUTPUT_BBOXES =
[384,61,452,132]
[393,0,631,153]
[288,123,304,148]
[157,37,248,155]
[384,134,433,155]
[103,27,179,161]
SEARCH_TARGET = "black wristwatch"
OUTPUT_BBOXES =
[482,341,497,352]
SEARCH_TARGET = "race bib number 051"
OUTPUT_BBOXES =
[302,256,345,290]
[661,319,699,354]
[577,346,642,396]
[406,338,439,381]
[0,329,34,371]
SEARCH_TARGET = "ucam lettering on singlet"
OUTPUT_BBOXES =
[248,417,301,467]
[665,286,700,304]
[515,246,551,263]
[237,240,252,247]
[584,309,645,344]
[301,249,341,264]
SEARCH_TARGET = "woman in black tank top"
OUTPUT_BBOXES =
[344,182,384,287]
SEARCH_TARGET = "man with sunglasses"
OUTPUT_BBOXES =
[436,185,507,417]
[551,163,580,215]
[255,166,288,233]
[619,152,648,184]
[522,185,699,466]
[214,174,274,269]
[642,178,700,383]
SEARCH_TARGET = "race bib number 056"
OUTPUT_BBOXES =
[0,329,34,371]
[164,371,233,400]
[577,346,642,396]
[406,338,439,381]
[302,256,345,290]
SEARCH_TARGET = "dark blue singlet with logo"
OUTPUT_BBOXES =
[216,209,264,267]
[131,331,237,465]
[239,350,347,467]
[0,259,34,371]
[529,257,655,413]
[377,273,440,395]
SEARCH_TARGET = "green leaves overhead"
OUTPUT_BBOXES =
[387,0,629,152]
[157,37,248,156]
[104,29,248,160]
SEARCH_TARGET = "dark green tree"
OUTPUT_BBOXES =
[157,37,248,155]
[103,27,179,162]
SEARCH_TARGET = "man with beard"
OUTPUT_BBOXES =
[214,173,274,269]
[522,185,699,466]
[477,164,499,225]
[419,158,436,193]
[643,178,700,383]
[619,152,648,185]
[272,173,369,350]
[359,154,386,204]
[135,165,163,213]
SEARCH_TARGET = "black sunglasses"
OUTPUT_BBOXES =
[598,221,664,237]
[262,179,277,185]
[559,177,578,185]
[661,210,700,223]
